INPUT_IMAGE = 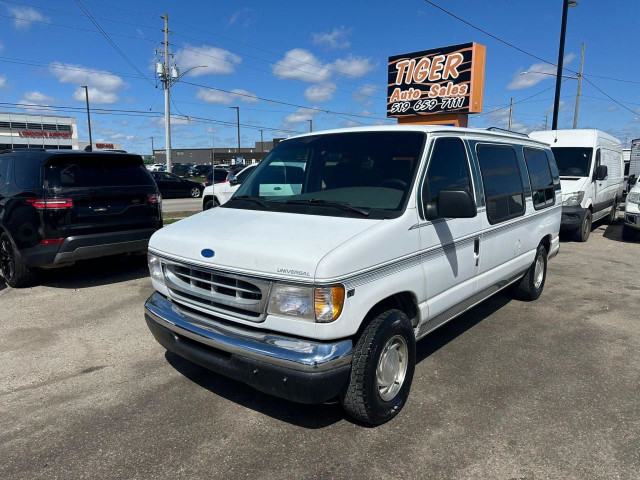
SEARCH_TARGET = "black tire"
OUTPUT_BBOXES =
[0,232,36,288]
[190,187,202,198]
[622,225,637,241]
[574,210,592,242]
[203,198,219,210]
[510,243,547,301]
[341,309,416,425]
[605,199,617,224]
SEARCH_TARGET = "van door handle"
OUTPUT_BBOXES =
[274,187,282,191]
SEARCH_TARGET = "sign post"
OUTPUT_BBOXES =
[387,42,486,127]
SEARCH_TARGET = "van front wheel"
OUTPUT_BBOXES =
[574,210,592,242]
[341,309,415,425]
[511,244,547,301]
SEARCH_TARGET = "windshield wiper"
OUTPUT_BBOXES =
[285,198,370,216]
[227,195,270,209]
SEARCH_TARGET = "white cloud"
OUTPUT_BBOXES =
[331,55,376,77]
[304,82,336,103]
[111,133,135,140]
[311,26,351,49]
[0,43,3,53]
[273,49,332,83]
[353,84,378,106]
[172,45,241,76]
[508,53,576,90]
[7,6,49,30]
[195,88,258,104]
[544,100,571,114]
[228,7,252,27]
[73,87,118,104]
[17,91,56,112]
[281,108,319,132]
[0,75,6,89]
[50,63,125,104]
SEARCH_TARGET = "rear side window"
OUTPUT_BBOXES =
[524,147,555,209]
[235,166,255,183]
[477,145,525,224]
[0,157,9,188]
[14,155,42,191]
[45,155,154,188]
[214,170,228,182]
[424,137,472,209]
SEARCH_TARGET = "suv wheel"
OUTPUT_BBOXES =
[204,198,220,210]
[574,210,592,242]
[511,243,548,301]
[190,187,202,198]
[341,309,416,425]
[0,233,35,288]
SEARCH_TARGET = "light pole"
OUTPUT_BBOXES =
[156,14,206,172]
[150,136,154,156]
[230,106,240,160]
[552,0,579,130]
[308,119,313,132]
[81,85,92,151]
[259,128,264,159]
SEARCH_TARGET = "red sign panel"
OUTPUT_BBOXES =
[96,143,115,149]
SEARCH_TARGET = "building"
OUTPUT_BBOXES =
[152,138,284,166]
[0,112,78,150]
[78,141,123,151]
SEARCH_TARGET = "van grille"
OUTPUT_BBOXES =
[162,260,271,322]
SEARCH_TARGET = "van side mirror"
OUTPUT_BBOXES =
[229,175,238,186]
[595,165,608,181]
[425,189,477,220]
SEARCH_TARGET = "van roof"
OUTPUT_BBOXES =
[287,125,551,147]
[529,129,622,147]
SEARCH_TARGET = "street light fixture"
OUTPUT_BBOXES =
[551,0,579,130]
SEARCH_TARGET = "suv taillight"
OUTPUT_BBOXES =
[26,198,73,210]
[147,193,161,204]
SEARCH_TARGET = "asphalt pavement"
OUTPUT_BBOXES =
[1,218,639,479]
[162,197,202,213]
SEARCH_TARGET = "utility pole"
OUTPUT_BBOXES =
[162,13,172,172]
[508,97,514,131]
[230,106,240,160]
[544,115,548,131]
[150,136,155,155]
[81,85,92,151]
[573,42,585,129]
[211,128,215,166]
[308,119,313,132]
[259,129,264,159]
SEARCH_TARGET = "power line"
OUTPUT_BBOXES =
[582,77,638,116]
[74,0,153,85]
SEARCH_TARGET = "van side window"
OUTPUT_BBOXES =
[424,138,472,208]
[476,145,525,224]
[524,147,555,209]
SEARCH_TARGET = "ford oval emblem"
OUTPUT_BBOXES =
[201,249,215,258]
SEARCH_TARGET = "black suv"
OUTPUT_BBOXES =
[0,149,162,287]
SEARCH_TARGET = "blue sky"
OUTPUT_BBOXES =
[1,0,639,153]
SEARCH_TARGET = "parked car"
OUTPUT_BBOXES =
[171,163,192,177]
[150,172,203,198]
[204,168,232,187]
[530,129,624,242]
[202,164,256,209]
[191,164,212,177]
[0,149,161,287]
[623,179,640,240]
[144,126,561,425]
[149,163,166,172]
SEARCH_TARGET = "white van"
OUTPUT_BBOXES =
[144,126,561,424]
[623,181,640,240]
[529,129,624,241]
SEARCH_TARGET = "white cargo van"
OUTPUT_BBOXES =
[144,126,561,424]
[530,129,624,241]
[623,182,640,240]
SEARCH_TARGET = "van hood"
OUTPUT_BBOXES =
[560,176,588,197]
[149,207,381,281]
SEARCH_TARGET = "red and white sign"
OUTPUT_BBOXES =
[95,143,115,149]
[19,130,73,139]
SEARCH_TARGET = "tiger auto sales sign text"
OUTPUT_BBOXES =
[387,42,486,118]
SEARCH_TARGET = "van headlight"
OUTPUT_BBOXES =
[147,253,165,284]
[268,284,345,323]
[627,193,640,204]
[563,191,585,207]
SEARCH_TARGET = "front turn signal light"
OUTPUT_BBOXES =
[314,286,345,323]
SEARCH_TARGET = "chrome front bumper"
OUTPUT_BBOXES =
[145,291,353,373]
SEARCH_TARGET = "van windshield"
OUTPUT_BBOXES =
[228,131,426,219]
[44,154,155,189]
[551,147,593,177]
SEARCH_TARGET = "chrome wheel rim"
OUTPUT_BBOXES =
[190,188,201,198]
[376,335,408,402]
[533,256,544,290]
[0,237,14,281]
